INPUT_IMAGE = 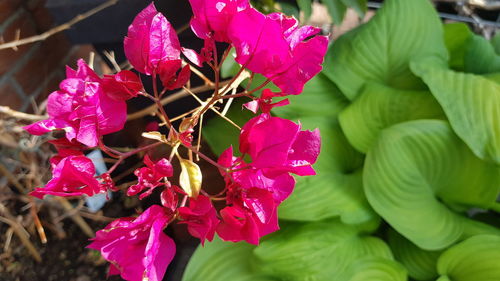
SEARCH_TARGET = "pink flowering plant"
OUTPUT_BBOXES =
[24,1,327,280]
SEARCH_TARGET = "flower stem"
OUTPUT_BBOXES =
[107,142,163,174]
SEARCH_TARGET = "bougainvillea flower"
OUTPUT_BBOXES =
[160,187,179,213]
[102,70,143,101]
[228,9,328,95]
[188,0,250,42]
[88,205,175,281]
[178,195,219,245]
[243,89,290,114]
[158,61,191,90]
[239,113,320,174]
[128,155,173,199]
[24,59,127,148]
[30,155,101,199]
[216,196,278,245]
[124,3,183,76]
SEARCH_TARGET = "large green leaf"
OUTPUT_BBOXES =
[491,33,500,55]
[323,0,448,100]
[411,58,500,164]
[271,73,349,120]
[464,34,500,74]
[443,23,473,71]
[339,82,444,153]
[341,257,407,281]
[364,120,500,250]
[437,235,500,281]
[253,220,393,281]
[388,228,441,281]
[182,237,275,281]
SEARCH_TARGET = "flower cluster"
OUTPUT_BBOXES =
[25,1,327,280]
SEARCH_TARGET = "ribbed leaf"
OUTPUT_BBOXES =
[323,0,448,100]
[278,119,377,224]
[182,237,275,281]
[464,34,500,74]
[271,73,349,120]
[437,235,500,281]
[411,59,500,164]
[364,120,500,250]
[339,82,444,153]
[443,23,472,71]
[253,220,393,281]
[388,228,441,280]
[341,257,407,281]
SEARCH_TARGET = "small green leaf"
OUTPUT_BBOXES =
[464,34,500,74]
[322,0,347,25]
[411,58,500,164]
[388,229,441,281]
[339,82,444,153]
[253,220,393,281]
[179,159,203,197]
[443,23,473,71]
[296,0,312,20]
[340,0,367,18]
[220,48,240,79]
[364,120,500,250]
[323,0,448,100]
[278,1,300,18]
[437,235,500,281]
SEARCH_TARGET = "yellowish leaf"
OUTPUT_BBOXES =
[141,131,167,143]
[179,159,202,197]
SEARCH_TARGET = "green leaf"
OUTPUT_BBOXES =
[341,257,408,281]
[464,34,500,74]
[411,58,500,164]
[253,220,393,281]
[339,82,444,153]
[278,119,378,224]
[437,235,500,281]
[182,237,275,281]
[278,1,300,18]
[323,0,448,100]
[388,228,441,280]
[271,73,349,120]
[203,100,254,156]
[363,120,500,250]
[296,0,312,20]
[220,48,240,79]
[321,0,347,25]
[443,23,473,71]
[340,0,367,18]
[491,33,500,55]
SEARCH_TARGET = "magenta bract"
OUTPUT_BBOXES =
[102,70,143,101]
[128,155,174,199]
[30,155,101,198]
[178,195,220,245]
[88,205,175,281]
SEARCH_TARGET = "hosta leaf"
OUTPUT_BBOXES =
[339,82,444,153]
[271,73,349,120]
[182,237,275,281]
[464,34,500,74]
[321,0,347,25]
[253,220,393,281]
[323,0,447,100]
[437,235,500,281]
[443,23,473,71]
[364,120,500,250]
[411,58,500,164]
[388,228,441,281]
[278,119,377,224]
[341,257,407,281]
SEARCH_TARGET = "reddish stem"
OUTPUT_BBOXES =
[107,141,163,174]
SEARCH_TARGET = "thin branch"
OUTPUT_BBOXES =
[0,106,46,121]
[0,0,119,50]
